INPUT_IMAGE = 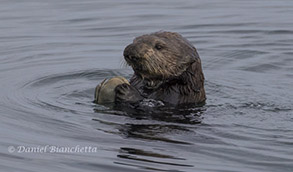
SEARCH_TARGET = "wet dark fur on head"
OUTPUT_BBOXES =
[122,31,206,105]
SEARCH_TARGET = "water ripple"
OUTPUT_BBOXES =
[1,0,293,172]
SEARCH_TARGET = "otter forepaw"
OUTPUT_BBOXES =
[115,83,143,103]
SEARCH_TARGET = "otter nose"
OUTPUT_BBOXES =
[123,44,139,62]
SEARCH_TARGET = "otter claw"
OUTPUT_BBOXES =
[115,83,143,103]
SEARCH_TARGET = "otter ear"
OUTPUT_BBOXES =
[183,54,196,63]
[178,54,194,67]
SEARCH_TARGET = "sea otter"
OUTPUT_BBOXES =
[114,31,206,106]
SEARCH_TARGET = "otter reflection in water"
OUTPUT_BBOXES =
[95,31,206,107]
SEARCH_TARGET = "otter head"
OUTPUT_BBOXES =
[123,31,199,88]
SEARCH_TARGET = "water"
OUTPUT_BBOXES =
[0,0,292,171]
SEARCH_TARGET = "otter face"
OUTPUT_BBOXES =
[123,32,198,81]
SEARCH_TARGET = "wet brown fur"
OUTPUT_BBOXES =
[123,31,206,105]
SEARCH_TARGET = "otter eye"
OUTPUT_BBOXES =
[155,44,163,50]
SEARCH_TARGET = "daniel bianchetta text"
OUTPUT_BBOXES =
[8,145,98,153]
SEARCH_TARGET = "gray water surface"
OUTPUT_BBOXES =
[0,1,293,172]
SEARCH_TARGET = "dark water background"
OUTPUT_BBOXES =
[0,0,293,172]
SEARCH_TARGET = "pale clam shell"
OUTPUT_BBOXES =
[95,76,129,104]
